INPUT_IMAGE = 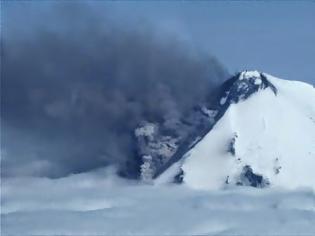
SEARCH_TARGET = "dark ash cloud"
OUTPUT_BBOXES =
[1,3,228,178]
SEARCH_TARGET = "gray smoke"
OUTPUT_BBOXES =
[1,3,228,178]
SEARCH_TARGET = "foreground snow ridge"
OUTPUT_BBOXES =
[178,71,315,190]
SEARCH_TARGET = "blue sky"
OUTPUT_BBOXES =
[3,1,315,84]
[104,1,315,84]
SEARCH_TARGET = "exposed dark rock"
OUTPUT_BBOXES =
[173,169,184,183]
[237,165,270,188]
[227,133,238,156]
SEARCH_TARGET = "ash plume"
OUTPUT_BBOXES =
[1,3,228,178]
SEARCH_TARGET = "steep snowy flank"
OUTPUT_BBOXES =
[164,71,315,190]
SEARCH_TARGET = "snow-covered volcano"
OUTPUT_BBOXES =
[158,71,315,190]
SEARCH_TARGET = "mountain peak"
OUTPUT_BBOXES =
[239,70,261,80]
[156,72,315,191]
[218,70,277,106]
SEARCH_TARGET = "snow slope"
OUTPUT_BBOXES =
[180,71,315,190]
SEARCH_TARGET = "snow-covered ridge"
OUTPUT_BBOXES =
[218,70,277,107]
[239,70,261,79]
[158,71,315,191]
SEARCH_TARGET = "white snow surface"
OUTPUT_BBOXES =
[1,169,315,236]
[181,73,315,190]
[240,70,261,80]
